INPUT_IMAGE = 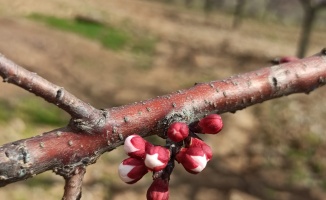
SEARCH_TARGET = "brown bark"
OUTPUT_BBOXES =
[0,49,326,195]
[62,166,86,200]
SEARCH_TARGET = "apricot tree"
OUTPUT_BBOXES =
[0,48,326,199]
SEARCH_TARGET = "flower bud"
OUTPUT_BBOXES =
[118,157,148,184]
[279,56,299,64]
[198,114,223,134]
[146,178,169,200]
[144,145,170,172]
[175,147,187,163]
[176,147,208,174]
[188,137,212,161]
[124,135,149,159]
[167,122,189,142]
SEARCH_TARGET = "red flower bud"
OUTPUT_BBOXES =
[118,157,148,184]
[175,147,187,163]
[279,56,299,64]
[198,114,223,134]
[144,145,170,172]
[188,137,212,161]
[146,178,169,200]
[175,147,208,174]
[124,135,149,159]
[167,122,189,142]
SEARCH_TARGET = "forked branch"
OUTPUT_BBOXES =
[0,49,326,197]
[0,54,105,132]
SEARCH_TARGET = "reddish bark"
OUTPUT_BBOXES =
[0,49,326,194]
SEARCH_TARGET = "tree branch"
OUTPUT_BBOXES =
[0,49,326,187]
[0,54,105,132]
[62,166,86,200]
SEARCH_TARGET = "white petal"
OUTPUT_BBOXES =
[144,153,164,169]
[118,163,134,183]
[190,154,207,173]
[124,135,139,153]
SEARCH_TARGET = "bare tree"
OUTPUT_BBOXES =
[204,0,215,13]
[233,0,247,29]
[297,0,326,57]
[0,48,326,199]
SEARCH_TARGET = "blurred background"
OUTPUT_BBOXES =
[0,0,326,199]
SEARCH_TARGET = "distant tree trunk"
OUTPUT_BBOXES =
[233,0,247,29]
[297,7,316,58]
[185,0,193,7]
[204,0,215,13]
[297,0,326,58]
[215,0,225,8]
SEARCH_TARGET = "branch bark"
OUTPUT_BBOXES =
[62,166,86,200]
[0,49,326,188]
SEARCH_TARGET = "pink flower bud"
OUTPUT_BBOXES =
[198,114,223,134]
[167,122,189,142]
[188,137,212,161]
[124,135,149,159]
[279,56,299,64]
[176,147,208,174]
[144,146,170,172]
[146,178,169,200]
[175,147,187,163]
[118,157,148,184]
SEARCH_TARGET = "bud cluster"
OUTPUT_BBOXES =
[119,135,170,184]
[169,114,222,174]
[117,114,223,200]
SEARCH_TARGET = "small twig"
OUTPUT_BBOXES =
[62,166,86,200]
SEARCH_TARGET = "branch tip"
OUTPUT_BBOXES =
[321,47,326,55]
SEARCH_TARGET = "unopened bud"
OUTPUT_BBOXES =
[198,114,223,134]
[118,157,148,184]
[144,146,170,172]
[167,122,189,142]
[146,178,169,200]
[188,137,212,161]
[124,135,149,159]
[279,56,299,64]
[176,147,208,174]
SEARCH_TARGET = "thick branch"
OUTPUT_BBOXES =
[0,49,326,186]
[0,54,104,131]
